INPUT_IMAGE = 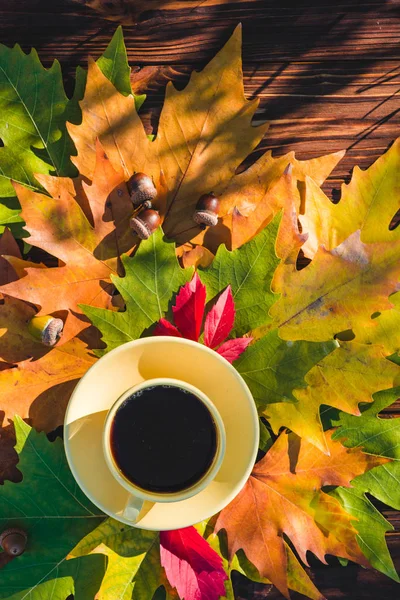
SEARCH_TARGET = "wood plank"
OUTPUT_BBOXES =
[0,0,399,597]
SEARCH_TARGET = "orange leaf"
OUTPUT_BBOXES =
[0,333,96,482]
[215,430,387,598]
[68,26,344,254]
[0,143,134,343]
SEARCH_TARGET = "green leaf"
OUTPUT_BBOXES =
[0,45,75,199]
[327,387,400,581]
[234,329,337,407]
[259,419,274,452]
[72,27,145,113]
[0,417,106,599]
[71,518,177,600]
[199,214,281,336]
[82,228,192,353]
[0,27,144,238]
[98,26,132,97]
[330,387,400,460]
[332,482,399,582]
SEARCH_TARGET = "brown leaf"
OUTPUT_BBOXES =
[215,430,387,598]
[0,227,21,286]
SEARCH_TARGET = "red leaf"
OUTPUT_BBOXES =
[216,337,253,364]
[172,273,206,341]
[204,286,235,349]
[153,318,183,338]
[160,527,228,600]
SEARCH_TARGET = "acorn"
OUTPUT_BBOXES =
[127,173,157,206]
[130,208,161,240]
[0,528,27,557]
[27,315,64,346]
[193,193,220,227]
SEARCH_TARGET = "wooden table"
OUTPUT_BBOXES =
[0,0,399,598]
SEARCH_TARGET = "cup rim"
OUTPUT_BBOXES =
[102,377,226,503]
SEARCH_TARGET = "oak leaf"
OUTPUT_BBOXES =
[263,288,400,452]
[0,143,133,343]
[0,27,145,239]
[0,227,21,285]
[70,518,178,600]
[270,137,400,341]
[326,387,400,581]
[215,430,387,598]
[82,227,192,354]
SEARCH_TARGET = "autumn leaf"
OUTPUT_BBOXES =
[323,386,400,581]
[0,418,106,598]
[0,334,96,433]
[0,27,143,238]
[215,430,387,598]
[300,138,400,257]
[263,292,400,452]
[204,286,235,348]
[0,44,75,199]
[67,25,344,255]
[160,527,228,600]
[269,137,400,342]
[70,518,177,600]
[196,519,324,600]
[82,228,192,354]
[234,329,336,406]
[0,227,21,285]
[199,215,281,336]
[172,273,206,341]
[0,143,134,343]
[153,273,252,363]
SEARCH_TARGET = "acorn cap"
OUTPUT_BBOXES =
[127,173,157,205]
[130,216,151,240]
[0,528,27,557]
[28,316,64,347]
[193,210,219,227]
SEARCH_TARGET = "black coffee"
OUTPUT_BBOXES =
[110,385,217,494]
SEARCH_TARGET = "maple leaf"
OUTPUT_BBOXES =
[160,527,228,600]
[324,386,400,582]
[82,227,192,354]
[0,142,134,343]
[196,519,324,600]
[0,418,106,598]
[67,25,343,254]
[153,274,252,363]
[215,430,387,598]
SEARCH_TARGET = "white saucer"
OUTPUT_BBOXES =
[64,337,259,530]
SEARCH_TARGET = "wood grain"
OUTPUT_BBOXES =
[0,0,399,597]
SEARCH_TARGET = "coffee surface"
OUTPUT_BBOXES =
[110,385,217,493]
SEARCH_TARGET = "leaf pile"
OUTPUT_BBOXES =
[0,24,400,600]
